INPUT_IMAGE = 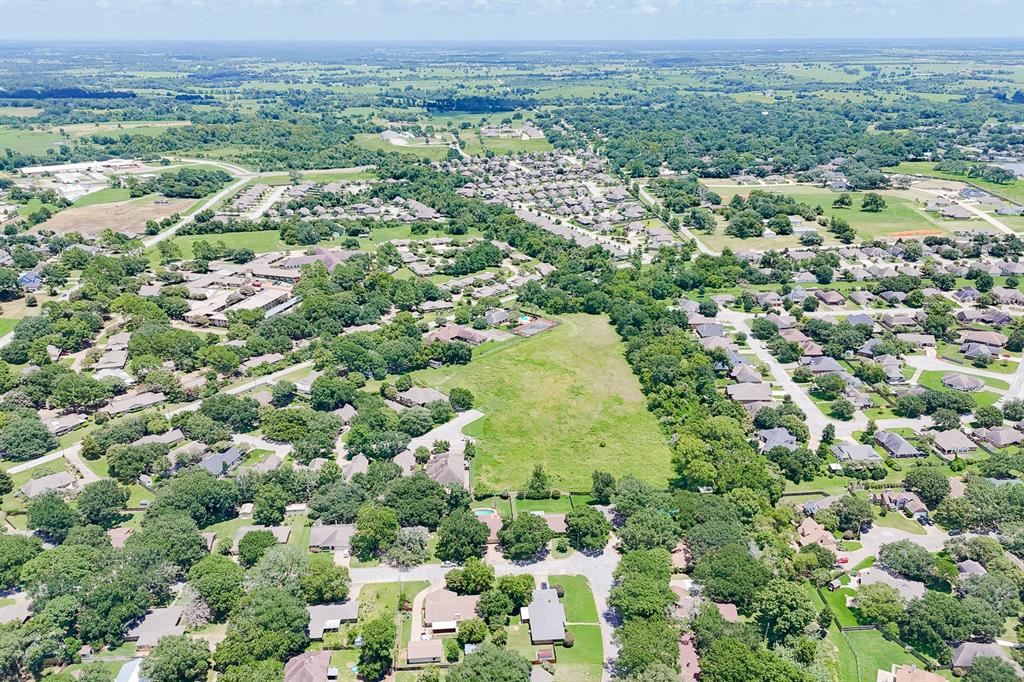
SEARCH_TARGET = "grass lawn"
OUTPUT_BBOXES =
[917,370,1006,407]
[875,511,926,536]
[358,581,430,624]
[328,650,360,681]
[851,556,876,572]
[884,161,1024,205]
[478,136,553,155]
[514,496,574,515]
[822,587,859,627]
[73,188,133,207]
[158,230,286,259]
[505,616,601,682]
[471,496,513,518]
[0,126,66,155]
[839,628,924,682]
[548,576,599,623]
[412,314,673,491]
[0,318,18,336]
[353,133,452,161]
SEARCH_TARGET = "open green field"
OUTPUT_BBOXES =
[918,370,1007,408]
[0,318,18,336]
[412,314,673,490]
[476,136,553,155]
[160,230,286,259]
[0,107,44,118]
[884,161,1024,204]
[0,126,66,154]
[353,133,452,161]
[836,628,925,682]
[548,575,599,623]
[706,184,970,241]
[73,188,133,207]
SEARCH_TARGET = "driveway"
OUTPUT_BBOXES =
[403,409,484,453]
[839,523,950,567]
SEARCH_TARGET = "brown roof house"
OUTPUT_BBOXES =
[284,650,332,682]
[406,638,444,666]
[308,523,354,553]
[796,517,838,551]
[126,606,184,650]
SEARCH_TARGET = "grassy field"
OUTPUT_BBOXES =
[548,575,599,623]
[412,314,673,490]
[875,511,927,536]
[159,230,286,259]
[505,615,602,682]
[0,107,44,117]
[0,318,18,336]
[0,126,65,154]
[353,133,452,161]
[837,628,924,682]
[73,188,133,207]
[884,161,1024,204]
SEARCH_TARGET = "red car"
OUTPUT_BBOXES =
[837,557,849,564]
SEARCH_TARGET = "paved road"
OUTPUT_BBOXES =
[232,433,293,458]
[839,523,950,568]
[403,409,484,453]
[638,185,717,255]
[166,360,314,417]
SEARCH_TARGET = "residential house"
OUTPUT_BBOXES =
[19,471,77,499]
[308,523,354,553]
[283,651,333,682]
[951,642,1022,676]
[796,517,838,551]
[873,490,928,521]
[397,386,448,407]
[831,442,883,465]
[126,607,184,650]
[877,665,946,682]
[307,602,359,639]
[525,588,566,644]
[941,373,984,392]
[856,568,925,601]
[726,382,773,403]
[43,412,88,436]
[231,525,291,554]
[973,427,1024,449]
[199,447,244,476]
[875,431,921,458]
[423,589,480,632]
[933,430,975,459]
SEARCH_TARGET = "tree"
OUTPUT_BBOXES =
[271,381,295,407]
[591,470,616,504]
[855,583,905,628]
[524,464,551,499]
[142,635,210,682]
[197,345,240,374]
[496,574,535,609]
[188,554,245,622]
[300,555,350,604]
[436,508,489,563]
[565,505,611,551]
[445,557,494,595]
[385,526,430,568]
[446,643,531,682]
[309,375,355,412]
[931,408,961,432]
[358,615,397,681]
[832,193,852,208]
[76,479,128,528]
[475,589,513,628]
[27,492,79,542]
[130,511,205,569]
[252,484,287,526]
[238,530,277,567]
[498,513,552,560]
[0,470,10,497]
[904,466,950,507]
[456,617,490,645]
[449,387,474,411]
[0,416,57,460]
[1002,398,1024,422]
[309,480,364,524]
[382,473,447,529]
[700,637,806,682]
[830,396,855,420]
[833,494,873,534]
[214,588,309,669]
[974,405,1004,428]
[692,544,770,608]
[860,193,886,212]
[752,579,816,644]
[352,504,399,559]
[879,540,935,581]
[0,534,41,589]
[964,657,1021,682]
[613,616,680,679]
[618,509,679,552]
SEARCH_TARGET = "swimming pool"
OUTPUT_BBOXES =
[474,508,497,516]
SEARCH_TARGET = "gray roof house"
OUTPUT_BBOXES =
[933,430,975,458]
[308,523,354,552]
[951,642,1022,675]
[857,568,925,601]
[20,471,77,499]
[397,386,448,407]
[199,447,244,476]
[126,606,184,649]
[726,382,773,403]
[973,427,1024,449]
[875,431,921,458]
[526,588,566,644]
[831,443,883,465]
[307,602,359,639]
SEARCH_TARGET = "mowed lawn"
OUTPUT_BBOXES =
[412,314,673,491]
[160,230,286,259]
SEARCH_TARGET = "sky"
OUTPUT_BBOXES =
[2,0,1022,42]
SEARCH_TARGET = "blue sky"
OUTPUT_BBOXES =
[2,0,1022,41]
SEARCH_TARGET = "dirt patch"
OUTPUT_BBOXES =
[33,196,193,236]
[887,229,943,238]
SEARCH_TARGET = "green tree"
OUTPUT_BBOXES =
[904,466,951,507]
[300,555,350,604]
[832,193,852,208]
[964,656,1021,682]
[456,617,490,645]
[565,505,611,551]
[435,508,489,563]
[214,588,309,669]
[497,513,552,560]
[879,540,936,581]
[188,554,245,621]
[618,509,679,552]
[238,530,277,567]
[752,579,816,644]
[358,615,397,681]
[76,479,128,528]
[26,492,79,542]
[142,635,210,682]
[591,470,616,504]
[854,583,904,628]
[974,405,1004,428]
[252,484,287,526]
[445,557,495,595]
[475,590,513,628]
[352,504,399,559]
[860,193,886,212]
[0,534,41,589]
[447,643,530,682]
[834,494,873,534]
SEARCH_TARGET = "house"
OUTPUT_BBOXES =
[831,442,883,465]
[342,454,369,480]
[231,525,291,554]
[896,333,935,347]
[877,664,946,682]
[45,412,88,435]
[199,447,244,476]
[881,313,916,329]
[247,454,283,474]
[424,450,469,489]
[531,665,556,682]
[801,356,843,374]
[731,364,762,383]
[284,650,332,682]
[873,490,928,521]
[133,428,185,447]
[953,286,980,302]
[796,517,838,551]
[406,639,444,665]
[875,431,921,458]
[102,391,165,416]
[857,568,925,601]
[425,323,486,346]
[397,386,448,407]
[973,427,1024,449]
[126,607,184,650]
[725,382,773,403]
[815,289,845,306]
[956,560,987,578]
[960,342,1001,361]
[846,312,874,328]
[695,323,726,338]
[307,602,359,639]
[941,373,984,392]
[525,588,566,644]
[19,471,77,499]
[961,330,1008,348]
[951,642,1022,676]
[423,589,480,631]
[757,427,797,452]
[308,523,354,552]
[484,308,509,326]
[933,430,975,459]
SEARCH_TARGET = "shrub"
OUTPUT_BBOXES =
[444,638,460,663]
[562,631,575,648]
